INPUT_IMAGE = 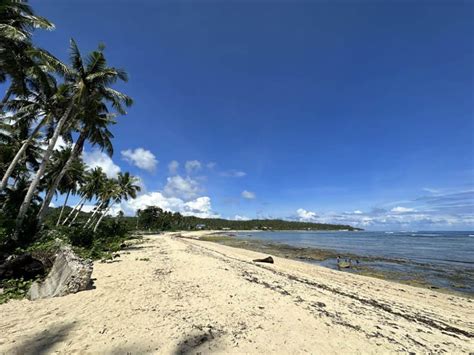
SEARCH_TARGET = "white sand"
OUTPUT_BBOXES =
[0,232,472,354]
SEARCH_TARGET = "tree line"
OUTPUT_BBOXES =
[114,206,361,232]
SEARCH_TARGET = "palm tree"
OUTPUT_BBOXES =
[36,40,132,222]
[84,176,117,229]
[62,167,106,226]
[42,146,86,225]
[0,0,55,107]
[0,71,64,190]
[93,172,140,232]
[37,97,117,222]
[0,0,53,44]
[15,38,132,232]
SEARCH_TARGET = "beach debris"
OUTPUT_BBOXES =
[252,256,274,264]
[337,260,352,269]
[27,245,93,300]
[0,254,45,281]
[336,256,352,269]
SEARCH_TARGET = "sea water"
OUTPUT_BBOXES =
[234,231,474,294]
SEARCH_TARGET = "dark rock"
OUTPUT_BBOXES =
[0,254,45,281]
[253,256,274,264]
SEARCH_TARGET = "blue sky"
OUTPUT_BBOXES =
[31,1,473,230]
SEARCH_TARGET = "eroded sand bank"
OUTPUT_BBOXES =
[0,232,472,354]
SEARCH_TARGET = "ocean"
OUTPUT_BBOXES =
[234,230,474,294]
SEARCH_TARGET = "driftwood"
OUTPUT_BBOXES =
[253,256,274,264]
[28,245,93,300]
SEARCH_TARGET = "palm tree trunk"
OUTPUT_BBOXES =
[67,200,86,226]
[83,201,105,229]
[93,204,113,232]
[56,189,71,226]
[62,195,86,225]
[14,103,74,239]
[37,133,86,222]
[1,119,45,190]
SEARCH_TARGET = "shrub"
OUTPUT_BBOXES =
[65,227,95,247]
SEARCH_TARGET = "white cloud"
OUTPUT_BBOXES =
[185,160,202,174]
[234,215,250,221]
[54,136,68,151]
[123,192,219,218]
[353,210,363,214]
[241,190,256,199]
[220,170,247,177]
[163,175,202,201]
[296,208,317,221]
[207,162,216,170]
[83,150,121,178]
[81,204,96,213]
[168,160,179,175]
[121,148,158,172]
[391,206,415,213]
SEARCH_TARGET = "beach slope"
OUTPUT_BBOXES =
[0,233,472,354]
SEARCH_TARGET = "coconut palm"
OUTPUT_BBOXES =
[0,0,55,106]
[0,115,43,182]
[93,172,140,232]
[0,0,53,44]
[15,38,132,233]
[62,167,106,226]
[42,146,86,225]
[37,97,117,222]
[84,176,118,230]
[0,71,64,190]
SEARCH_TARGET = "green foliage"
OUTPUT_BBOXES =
[132,206,360,232]
[0,278,32,304]
[136,206,184,231]
[183,217,361,231]
[0,181,40,251]
[63,227,95,247]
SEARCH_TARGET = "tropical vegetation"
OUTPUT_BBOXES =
[0,0,138,257]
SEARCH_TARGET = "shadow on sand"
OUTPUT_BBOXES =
[173,330,223,355]
[11,322,75,354]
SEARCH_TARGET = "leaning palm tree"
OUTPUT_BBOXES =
[37,97,118,222]
[83,176,118,229]
[16,38,132,233]
[62,167,106,226]
[42,146,86,225]
[93,172,140,232]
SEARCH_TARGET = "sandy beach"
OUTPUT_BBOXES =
[0,231,472,354]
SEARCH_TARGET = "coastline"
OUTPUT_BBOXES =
[194,230,474,296]
[0,231,472,353]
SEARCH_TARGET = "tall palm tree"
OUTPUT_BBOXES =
[93,172,140,232]
[62,167,106,226]
[37,97,117,221]
[15,38,132,233]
